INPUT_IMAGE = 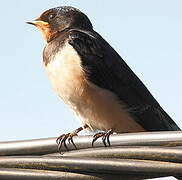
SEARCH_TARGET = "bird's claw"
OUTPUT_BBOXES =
[92,129,114,147]
[92,132,105,146]
[56,132,77,153]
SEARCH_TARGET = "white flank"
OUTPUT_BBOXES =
[44,42,145,132]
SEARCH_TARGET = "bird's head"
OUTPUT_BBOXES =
[27,6,93,42]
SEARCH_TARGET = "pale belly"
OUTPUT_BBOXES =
[44,42,145,132]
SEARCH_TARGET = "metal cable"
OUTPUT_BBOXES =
[0,168,163,180]
[56,146,182,163]
[0,156,182,176]
[0,131,182,156]
[0,131,182,179]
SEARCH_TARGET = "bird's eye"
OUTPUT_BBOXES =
[49,13,56,20]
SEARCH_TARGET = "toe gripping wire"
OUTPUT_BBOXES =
[56,124,89,153]
[92,129,114,147]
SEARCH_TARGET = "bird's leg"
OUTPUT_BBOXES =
[56,124,88,153]
[92,128,114,147]
[102,129,114,146]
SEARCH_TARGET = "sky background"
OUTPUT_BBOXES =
[0,1,181,179]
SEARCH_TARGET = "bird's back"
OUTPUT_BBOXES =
[68,29,181,132]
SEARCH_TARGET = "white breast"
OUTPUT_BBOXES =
[44,42,145,133]
[45,42,86,103]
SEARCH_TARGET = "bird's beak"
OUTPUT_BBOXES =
[26,20,51,42]
[26,20,49,27]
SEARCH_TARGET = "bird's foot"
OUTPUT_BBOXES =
[56,125,88,153]
[92,129,114,147]
[56,132,78,153]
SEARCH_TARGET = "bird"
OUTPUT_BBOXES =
[27,6,180,150]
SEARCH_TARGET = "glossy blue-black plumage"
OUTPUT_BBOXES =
[68,29,180,131]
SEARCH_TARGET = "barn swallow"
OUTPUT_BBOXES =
[27,6,180,150]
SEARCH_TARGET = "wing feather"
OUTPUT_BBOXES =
[68,29,180,131]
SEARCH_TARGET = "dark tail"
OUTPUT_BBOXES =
[134,105,181,131]
[156,107,181,131]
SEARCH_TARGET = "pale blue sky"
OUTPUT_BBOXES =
[0,0,182,142]
[1,1,181,179]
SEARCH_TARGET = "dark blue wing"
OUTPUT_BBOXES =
[68,29,180,131]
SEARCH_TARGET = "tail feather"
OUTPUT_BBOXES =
[133,105,181,131]
[156,107,181,131]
